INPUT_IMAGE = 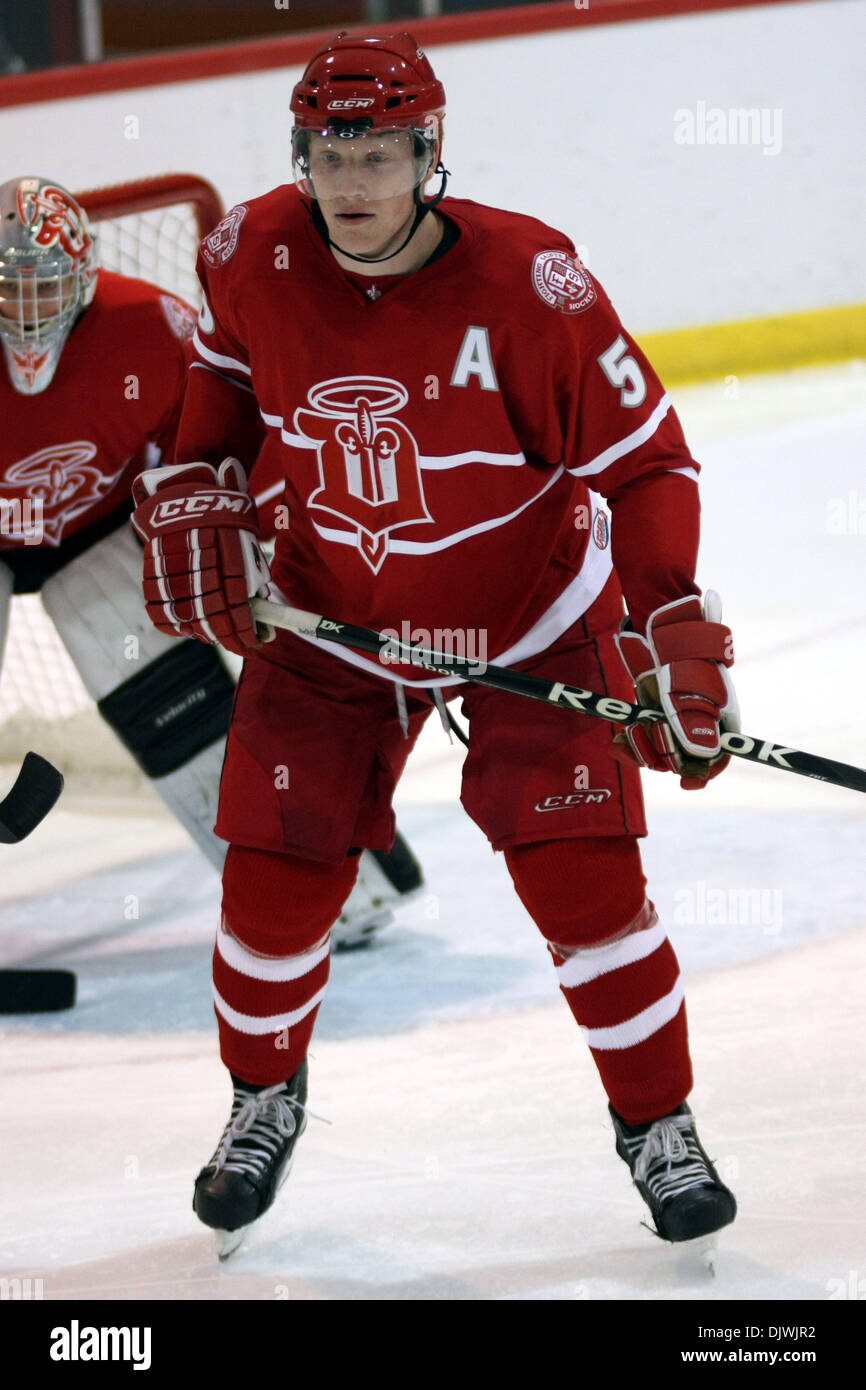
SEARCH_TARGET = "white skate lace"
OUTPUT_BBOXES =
[631,1115,716,1202]
[209,1084,307,1180]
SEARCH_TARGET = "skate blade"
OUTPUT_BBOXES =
[675,1232,719,1277]
[211,1148,303,1261]
[214,1227,247,1260]
[697,1233,719,1276]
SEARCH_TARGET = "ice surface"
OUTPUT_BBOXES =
[1,364,864,1300]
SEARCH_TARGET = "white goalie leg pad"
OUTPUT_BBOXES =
[0,560,13,673]
[41,523,233,868]
[332,852,401,950]
[151,743,228,870]
[42,523,184,696]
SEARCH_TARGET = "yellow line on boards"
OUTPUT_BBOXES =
[637,303,866,384]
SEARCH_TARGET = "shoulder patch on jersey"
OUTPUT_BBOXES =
[202,204,248,267]
[159,294,197,341]
[531,250,597,316]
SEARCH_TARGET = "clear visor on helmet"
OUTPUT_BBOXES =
[0,257,84,344]
[292,124,436,204]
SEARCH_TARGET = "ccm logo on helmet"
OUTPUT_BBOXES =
[152,495,251,524]
[327,98,375,110]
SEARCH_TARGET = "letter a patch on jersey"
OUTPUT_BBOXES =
[296,376,432,574]
[450,326,499,391]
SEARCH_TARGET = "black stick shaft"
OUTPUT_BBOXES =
[251,599,866,796]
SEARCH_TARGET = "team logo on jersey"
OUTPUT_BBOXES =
[295,376,432,574]
[202,204,248,268]
[593,511,609,549]
[159,294,197,342]
[2,441,122,545]
[531,250,597,316]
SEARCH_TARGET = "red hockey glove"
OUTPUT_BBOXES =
[131,458,275,659]
[612,591,740,790]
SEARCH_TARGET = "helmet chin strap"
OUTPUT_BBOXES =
[310,163,449,265]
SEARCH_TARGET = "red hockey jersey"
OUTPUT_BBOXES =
[0,270,194,555]
[178,187,701,685]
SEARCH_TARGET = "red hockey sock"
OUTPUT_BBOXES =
[504,836,692,1123]
[213,844,358,1085]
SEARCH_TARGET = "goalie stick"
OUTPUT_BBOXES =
[250,598,866,796]
[0,751,64,843]
[0,753,73,1015]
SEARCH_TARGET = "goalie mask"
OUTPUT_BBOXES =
[0,177,97,395]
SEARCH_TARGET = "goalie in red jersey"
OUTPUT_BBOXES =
[0,174,422,947]
[131,32,741,1256]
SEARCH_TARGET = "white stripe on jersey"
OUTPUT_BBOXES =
[192,329,252,377]
[260,407,531,469]
[419,448,527,470]
[567,394,673,478]
[285,506,613,689]
[254,479,285,507]
[260,411,316,450]
[309,465,565,554]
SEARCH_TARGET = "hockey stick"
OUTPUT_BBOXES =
[0,752,73,1013]
[250,598,866,796]
[0,751,64,843]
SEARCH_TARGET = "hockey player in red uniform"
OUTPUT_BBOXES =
[131,33,740,1257]
[0,174,422,948]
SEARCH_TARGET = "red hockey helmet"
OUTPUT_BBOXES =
[291,32,446,205]
[291,31,445,135]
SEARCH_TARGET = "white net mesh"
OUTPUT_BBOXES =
[0,179,221,795]
[93,205,205,306]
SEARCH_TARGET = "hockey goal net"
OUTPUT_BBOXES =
[0,174,224,796]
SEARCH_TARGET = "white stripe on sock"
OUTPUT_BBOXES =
[557,922,667,988]
[580,978,684,1051]
[213,984,327,1035]
[216,929,330,982]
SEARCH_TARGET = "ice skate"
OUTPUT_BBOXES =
[194,1060,308,1258]
[610,1101,736,1243]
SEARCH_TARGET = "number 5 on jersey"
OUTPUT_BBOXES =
[598,334,646,408]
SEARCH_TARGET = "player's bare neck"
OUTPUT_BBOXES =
[329,210,444,278]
